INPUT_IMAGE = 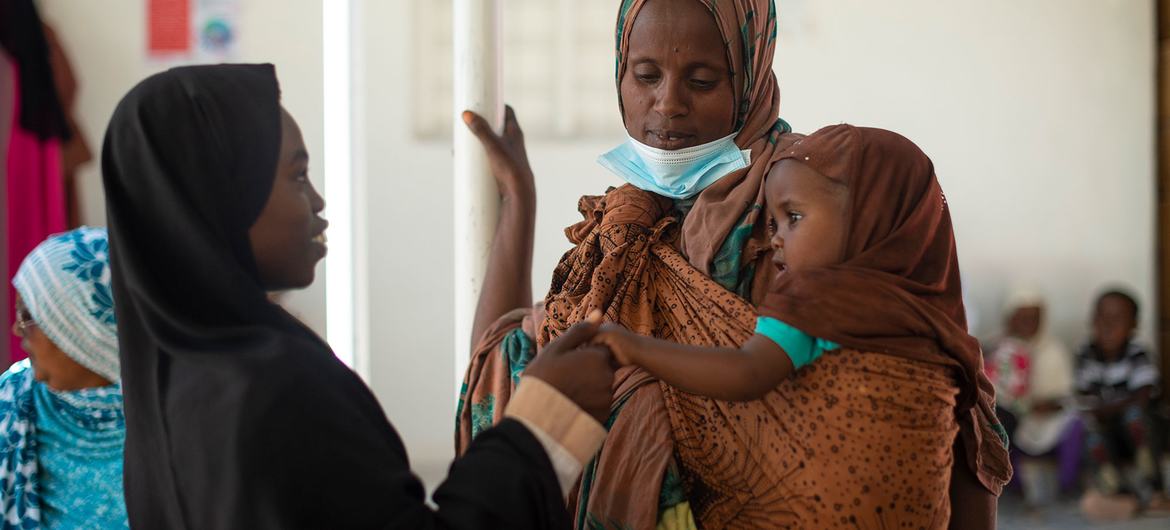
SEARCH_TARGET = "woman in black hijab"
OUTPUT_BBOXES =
[102,64,613,529]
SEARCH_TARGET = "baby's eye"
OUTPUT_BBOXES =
[767,217,778,234]
[787,212,803,226]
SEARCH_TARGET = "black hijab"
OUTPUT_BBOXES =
[0,0,69,140]
[103,64,570,529]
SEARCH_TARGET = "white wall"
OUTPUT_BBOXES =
[775,0,1157,347]
[39,0,328,336]
[38,0,1157,491]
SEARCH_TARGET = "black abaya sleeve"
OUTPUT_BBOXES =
[225,356,571,530]
[388,419,571,530]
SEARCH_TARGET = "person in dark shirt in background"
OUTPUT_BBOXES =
[1075,289,1167,518]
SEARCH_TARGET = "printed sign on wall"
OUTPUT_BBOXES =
[148,0,190,55]
[148,0,239,62]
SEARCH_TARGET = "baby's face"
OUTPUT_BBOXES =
[764,159,849,277]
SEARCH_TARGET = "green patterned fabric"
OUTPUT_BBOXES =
[706,118,790,295]
[459,328,534,440]
[504,327,536,387]
[708,204,761,296]
[469,394,496,440]
[657,461,688,512]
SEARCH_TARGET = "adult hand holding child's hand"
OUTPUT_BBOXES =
[522,314,616,424]
[590,318,642,366]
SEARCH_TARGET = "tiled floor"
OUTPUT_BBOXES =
[998,496,1170,530]
[419,459,1170,529]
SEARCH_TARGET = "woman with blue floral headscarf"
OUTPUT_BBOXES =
[0,226,126,529]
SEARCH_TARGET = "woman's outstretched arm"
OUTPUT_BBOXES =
[462,107,536,354]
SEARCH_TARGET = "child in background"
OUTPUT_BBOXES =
[985,288,1082,511]
[1075,289,1166,515]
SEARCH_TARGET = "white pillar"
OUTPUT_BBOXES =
[453,0,503,397]
[323,0,358,372]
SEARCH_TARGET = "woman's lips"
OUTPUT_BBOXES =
[311,230,328,257]
[644,130,696,150]
[310,217,329,252]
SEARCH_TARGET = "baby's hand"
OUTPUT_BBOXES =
[592,323,641,366]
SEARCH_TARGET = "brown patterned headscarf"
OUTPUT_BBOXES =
[615,0,795,285]
[760,125,980,403]
[759,124,1010,491]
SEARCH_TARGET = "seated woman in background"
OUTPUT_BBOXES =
[984,287,1081,510]
[1,226,126,528]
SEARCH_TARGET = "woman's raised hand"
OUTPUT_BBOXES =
[463,106,538,349]
[461,105,535,202]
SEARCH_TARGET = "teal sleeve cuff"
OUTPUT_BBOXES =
[754,316,840,370]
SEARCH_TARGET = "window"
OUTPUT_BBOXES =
[413,0,621,139]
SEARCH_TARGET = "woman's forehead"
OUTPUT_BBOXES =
[278,110,307,162]
[626,0,725,62]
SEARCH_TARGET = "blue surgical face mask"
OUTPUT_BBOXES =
[597,132,751,199]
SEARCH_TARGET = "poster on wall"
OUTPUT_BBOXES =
[148,0,239,63]
[148,0,190,55]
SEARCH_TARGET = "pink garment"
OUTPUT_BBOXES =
[6,62,67,362]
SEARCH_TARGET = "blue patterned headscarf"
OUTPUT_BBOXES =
[1,227,127,528]
[12,226,119,382]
